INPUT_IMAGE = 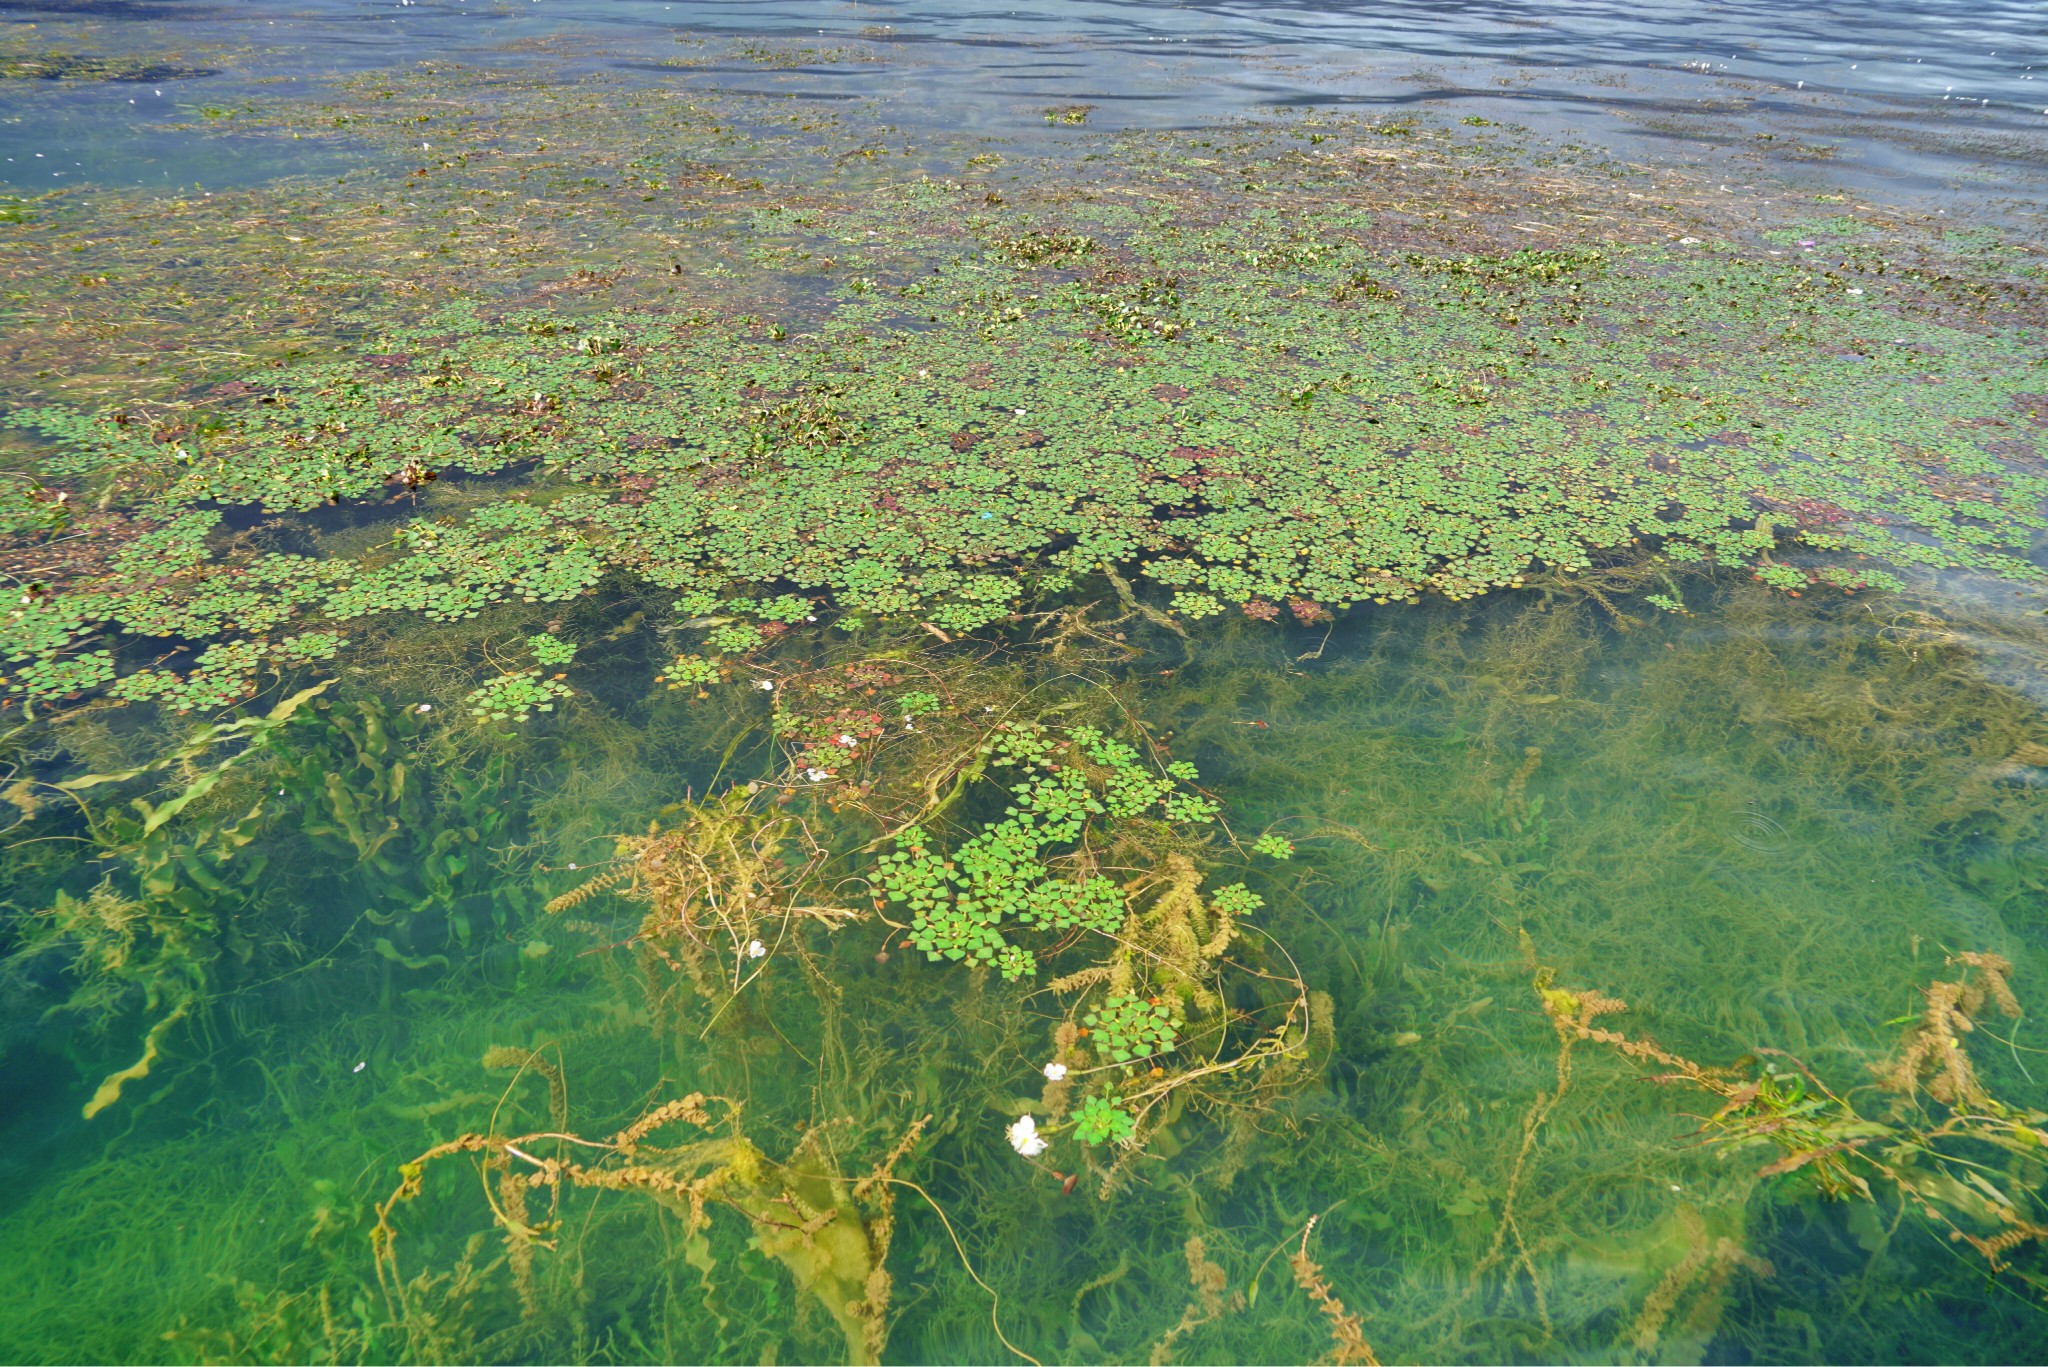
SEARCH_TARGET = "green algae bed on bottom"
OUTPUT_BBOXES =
[4,576,2047,1364]
[0,42,2046,1367]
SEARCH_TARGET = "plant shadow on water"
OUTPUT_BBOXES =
[0,570,2041,1363]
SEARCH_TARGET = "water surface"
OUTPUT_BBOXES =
[1,4,2045,1364]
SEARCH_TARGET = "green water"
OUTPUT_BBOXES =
[3,572,2044,1363]
[3,13,2047,1364]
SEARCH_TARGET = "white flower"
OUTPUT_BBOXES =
[806,767,830,782]
[757,680,775,691]
[1006,1114,1049,1157]
[1042,1062,1068,1081]
[836,733,858,747]
[746,939,767,959]
[416,703,433,713]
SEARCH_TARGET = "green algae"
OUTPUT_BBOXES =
[1,39,2046,1367]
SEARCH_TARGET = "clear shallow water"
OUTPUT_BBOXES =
[4,580,2048,1363]
[0,4,2046,1364]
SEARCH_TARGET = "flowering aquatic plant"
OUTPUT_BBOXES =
[1006,1113,1049,1157]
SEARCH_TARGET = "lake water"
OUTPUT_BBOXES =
[1,3,2046,1364]
[7,0,2048,194]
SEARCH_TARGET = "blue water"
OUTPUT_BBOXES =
[4,0,2048,197]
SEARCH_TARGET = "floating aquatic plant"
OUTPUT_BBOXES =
[1080,995,1180,1064]
[1251,832,1294,860]
[1,44,2044,1366]
[526,633,577,667]
[1070,1094,1138,1146]
[4,89,2044,708]
[464,669,571,723]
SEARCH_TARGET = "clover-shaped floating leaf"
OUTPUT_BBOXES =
[464,669,572,723]
[13,649,115,699]
[895,689,941,718]
[1071,1094,1137,1146]
[1210,883,1265,917]
[658,654,723,689]
[527,633,578,666]
[1081,994,1180,1063]
[876,723,1219,973]
[705,622,765,655]
[1252,832,1294,860]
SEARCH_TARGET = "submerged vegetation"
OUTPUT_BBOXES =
[1546,948,2048,1299]
[5,576,2046,1363]
[1,19,2046,1367]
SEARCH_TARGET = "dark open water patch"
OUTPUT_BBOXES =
[0,54,216,80]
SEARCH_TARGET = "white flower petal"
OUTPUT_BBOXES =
[1042,1062,1068,1081]
[1006,1114,1049,1156]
